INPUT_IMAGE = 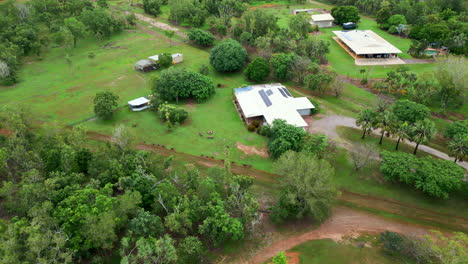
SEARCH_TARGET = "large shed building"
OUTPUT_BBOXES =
[310,14,335,28]
[234,84,314,128]
[333,30,402,58]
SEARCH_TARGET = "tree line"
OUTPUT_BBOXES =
[0,107,259,263]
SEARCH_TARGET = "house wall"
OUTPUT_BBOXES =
[297,109,311,115]
[312,20,333,28]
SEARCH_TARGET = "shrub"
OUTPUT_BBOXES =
[93,92,119,120]
[258,125,271,137]
[379,231,407,254]
[158,53,173,68]
[210,39,248,72]
[143,0,162,16]
[309,99,320,115]
[247,124,256,132]
[270,53,296,81]
[158,103,188,124]
[198,64,210,75]
[267,119,307,159]
[251,120,260,128]
[188,28,215,47]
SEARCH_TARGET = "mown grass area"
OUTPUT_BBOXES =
[333,127,468,218]
[290,238,414,264]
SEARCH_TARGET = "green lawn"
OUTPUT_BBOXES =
[290,238,413,264]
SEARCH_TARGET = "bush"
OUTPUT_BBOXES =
[158,103,188,124]
[309,99,320,115]
[158,53,173,68]
[331,6,360,25]
[198,64,210,75]
[379,231,407,254]
[270,53,296,81]
[143,0,162,16]
[380,151,464,198]
[247,124,256,132]
[251,120,260,128]
[258,125,272,137]
[93,92,119,120]
[244,57,270,82]
[188,28,215,47]
[267,119,307,159]
[210,39,248,72]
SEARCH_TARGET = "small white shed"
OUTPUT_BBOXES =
[128,97,151,111]
[310,14,335,28]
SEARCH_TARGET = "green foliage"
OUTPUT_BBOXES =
[392,100,430,124]
[267,119,307,159]
[79,7,123,39]
[445,120,468,139]
[304,67,335,95]
[270,53,296,81]
[152,67,215,102]
[239,9,279,39]
[177,236,205,264]
[379,231,407,254]
[247,124,256,132]
[127,209,164,239]
[271,251,287,264]
[121,235,178,264]
[169,0,208,27]
[245,57,270,82]
[331,6,360,25]
[271,151,336,223]
[380,151,464,198]
[448,134,467,162]
[158,53,173,68]
[93,91,119,120]
[210,39,247,72]
[143,0,163,16]
[97,0,108,8]
[356,109,377,139]
[302,134,330,158]
[288,13,312,39]
[188,28,215,47]
[298,37,330,64]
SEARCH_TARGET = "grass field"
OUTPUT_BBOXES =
[290,238,414,264]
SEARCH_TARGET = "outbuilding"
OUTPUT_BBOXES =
[128,97,151,111]
[134,59,156,72]
[310,14,335,28]
[291,8,315,15]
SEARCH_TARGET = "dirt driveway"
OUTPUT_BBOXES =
[309,115,468,170]
[244,206,430,264]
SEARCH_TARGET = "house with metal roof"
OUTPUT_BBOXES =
[233,84,314,128]
[333,30,402,58]
[310,14,335,28]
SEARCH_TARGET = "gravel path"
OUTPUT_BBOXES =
[309,115,468,170]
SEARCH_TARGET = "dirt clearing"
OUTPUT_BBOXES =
[236,142,269,158]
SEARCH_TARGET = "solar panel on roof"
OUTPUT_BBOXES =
[282,88,292,97]
[278,88,287,98]
[266,89,273,96]
[258,90,272,107]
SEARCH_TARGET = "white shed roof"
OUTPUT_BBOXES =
[234,84,314,128]
[128,97,150,106]
[333,30,402,55]
[311,14,334,22]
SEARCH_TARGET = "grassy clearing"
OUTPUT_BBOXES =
[290,238,413,264]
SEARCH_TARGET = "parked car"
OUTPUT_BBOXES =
[342,22,357,30]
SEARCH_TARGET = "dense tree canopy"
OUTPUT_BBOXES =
[244,57,270,82]
[210,39,248,72]
[331,6,360,25]
[152,67,215,103]
[391,100,430,124]
[266,119,307,159]
[188,28,215,47]
[93,91,119,120]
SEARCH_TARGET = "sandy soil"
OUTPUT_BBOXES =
[244,206,429,264]
[133,13,186,37]
[236,142,269,158]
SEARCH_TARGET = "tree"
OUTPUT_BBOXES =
[63,17,86,47]
[158,103,188,127]
[376,6,392,25]
[386,14,407,29]
[330,78,345,97]
[444,120,468,140]
[152,68,215,103]
[424,231,468,264]
[391,100,430,124]
[356,109,377,139]
[331,6,360,25]
[291,57,311,84]
[199,202,244,245]
[188,28,215,47]
[375,111,396,145]
[210,39,247,72]
[267,119,307,159]
[391,121,409,151]
[448,134,467,162]
[169,0,208,27]
[143,0,163,16]
[239,9,279,39]
[350,143,377,171]
[121,235,178,264]
[127,209,164,239]
[79,7,123,39]
[177,236,205,264]
[270,151,336,223]
[270,53,296,81]
[298,37,330,64]
[435,56,466,112]
[302,134,330,158]
[93,91,119,120]
[288,12,312,39]
[409,119,436,155]
[244,57,270,82]
[304,69,334,95]
[158,53,173,68]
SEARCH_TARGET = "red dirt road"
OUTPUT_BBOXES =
[244,206,429,264]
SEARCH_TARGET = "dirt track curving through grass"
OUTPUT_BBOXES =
[243,206,430,264]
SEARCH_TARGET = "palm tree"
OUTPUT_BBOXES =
[410,119,436,155]
[448,134,468,162]
[356,109,377,139]
[391,122,409,151]
[375,111,395,145]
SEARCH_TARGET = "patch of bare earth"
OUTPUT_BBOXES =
[285,252,300,264]
[236,142,269,158]
[249,3,281,9]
